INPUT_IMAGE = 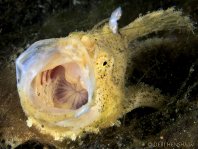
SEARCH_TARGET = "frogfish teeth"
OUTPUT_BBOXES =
[16,8,193,141]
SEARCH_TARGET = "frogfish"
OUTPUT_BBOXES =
[16,8,193,141]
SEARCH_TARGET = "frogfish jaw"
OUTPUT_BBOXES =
[16,36,99,140]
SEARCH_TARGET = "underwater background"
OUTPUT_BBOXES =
[0,0,198,148]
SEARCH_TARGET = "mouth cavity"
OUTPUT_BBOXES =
[35,63,88,110]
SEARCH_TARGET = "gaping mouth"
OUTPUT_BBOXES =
[34,62,88,110]
[16,37,95,130]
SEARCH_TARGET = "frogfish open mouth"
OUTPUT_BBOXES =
[16,8,193,141]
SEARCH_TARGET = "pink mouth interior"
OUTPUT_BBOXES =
[39,64,88,110]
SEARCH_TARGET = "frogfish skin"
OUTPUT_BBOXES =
[16,8,193,141]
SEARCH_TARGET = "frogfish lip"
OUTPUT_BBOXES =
[16,37,96,128]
